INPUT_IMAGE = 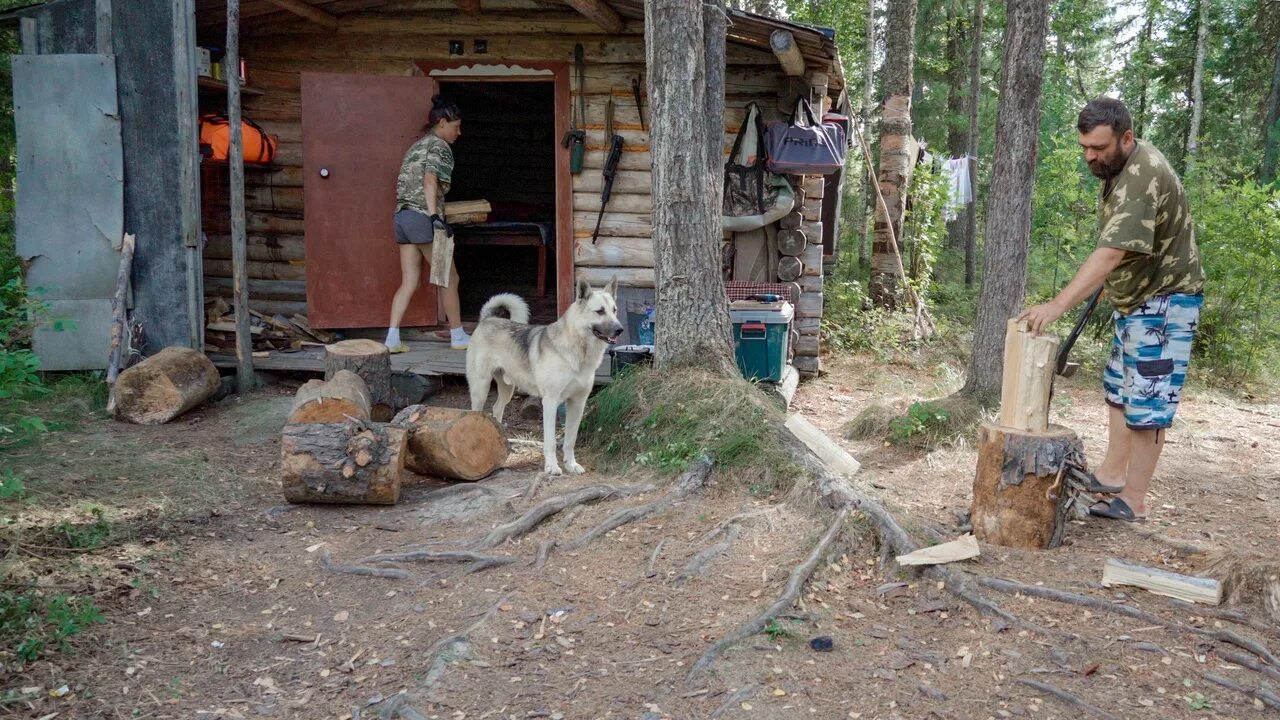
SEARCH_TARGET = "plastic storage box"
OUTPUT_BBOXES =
[729,301,793,382]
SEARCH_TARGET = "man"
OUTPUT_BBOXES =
[1019,97,1205,522]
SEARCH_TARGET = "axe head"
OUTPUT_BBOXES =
[1057,361,1081,378]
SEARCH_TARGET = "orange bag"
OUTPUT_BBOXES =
[199,113,276,164]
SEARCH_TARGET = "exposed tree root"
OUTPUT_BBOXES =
[708,683,760,720]
[355,550,517,576]
[472,482,657,550]
[534,539,555,570]
[1170,599,1280,641]
[1014,678,1121,720]
[976,575,1280,667]
[645,537,668,578]
[688,504,853,679]
[363,692,429,720]
[319,550,411,580]
[1217,648,1280,684]
[423,593,511,689]
[565,461,712,551]
[1203,671,1280,709]
[677,524,742,583]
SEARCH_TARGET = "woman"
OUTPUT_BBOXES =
[384,95,468,352]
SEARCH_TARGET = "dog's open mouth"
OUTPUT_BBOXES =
[593,328,622,344]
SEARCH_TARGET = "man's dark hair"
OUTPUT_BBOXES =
[1077,97,1132,136]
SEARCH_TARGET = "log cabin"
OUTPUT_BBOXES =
[8,0,846,380]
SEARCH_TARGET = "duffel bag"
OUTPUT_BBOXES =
[764,99,846,175]
[199,113,277,164]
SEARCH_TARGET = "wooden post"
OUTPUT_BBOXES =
[96,0,113,55]
[998,319,1059,432]
[226,0,254,393]
[105,233,137,416]
[19,17,37,54]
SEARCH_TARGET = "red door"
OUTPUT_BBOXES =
[302,73,437,328]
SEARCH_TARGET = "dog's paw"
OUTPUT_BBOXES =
[564,461,586,475]
[543,463,564,476]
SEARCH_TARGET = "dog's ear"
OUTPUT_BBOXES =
[576,278,592,301]
[604,274,618,298]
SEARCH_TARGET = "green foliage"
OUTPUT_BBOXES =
[888,401,951,443]
[0,589,105,665]
[55,507,114,550]
[901,163,950,301]
[763,619,791,641]
[0,469,26,502]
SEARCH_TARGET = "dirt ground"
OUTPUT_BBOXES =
[2,352,1278,720]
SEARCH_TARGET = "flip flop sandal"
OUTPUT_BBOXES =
[1088,497,1146,523]
[387,344,410,354]
[1067,465,1125,494]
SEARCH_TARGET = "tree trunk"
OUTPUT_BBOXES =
[280,421,406,505]
[961,0,1050,401]
[963,0,984,288]
[971,423,1080,549]
[1132,0,1157,137]
[288,370,372,424]
[869,0,918,309]
[392,405,508,481]
[645,0,737,373]
[944,4,968,251]
[1185,0,1208,174]
[1261,39,1280,183]
[113,347,221,425]
[324,339,394,421]
[858,0,877,268]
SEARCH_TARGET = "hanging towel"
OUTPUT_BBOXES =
[942,156,973,222]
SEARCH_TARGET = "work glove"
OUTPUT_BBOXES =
[429,214,454,239]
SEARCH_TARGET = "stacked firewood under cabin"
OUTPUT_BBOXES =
[202,296,335,356]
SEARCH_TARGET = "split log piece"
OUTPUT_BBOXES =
[472,483,657,549]
[687,503,852,678]
[565,460,712,550]
[391,405,508,481]
[319,549,409,580]
[1102,558,1223,605]
[325,339,394,421]
[1013,678,1121,720]
[999,319,1060,432]
[280,421,406,505]
[777,255,803,282]
[112,346,220,425]
[288,369,372,424]
[971,422,1081,549]
[777,228,806,256]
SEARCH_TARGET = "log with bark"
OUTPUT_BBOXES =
[971,422,1080,549]
[112,346,221,425]
[287,369,372,424]
[280,420,406,504]
[391,405,509,481]
[324,339,394,421]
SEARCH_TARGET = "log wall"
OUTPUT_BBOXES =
[197,7,827,373]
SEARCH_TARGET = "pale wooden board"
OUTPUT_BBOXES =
[784,413,861,478]
[896,534,980,566]
[1101,558,1223,605]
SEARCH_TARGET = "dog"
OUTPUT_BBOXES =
[466,277,624,475]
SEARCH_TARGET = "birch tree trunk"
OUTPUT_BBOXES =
[869,0,918,309]
[858,0,877,268]
[1185,0,1208,175]
[961,0,1050,401]
[1260,39,1280,182]
[645,0,737,373]
[963,0,984,288]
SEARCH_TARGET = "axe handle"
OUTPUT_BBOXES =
[1055,286,1103,375]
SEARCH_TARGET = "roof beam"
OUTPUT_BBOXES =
[458,0,481,11]
[770,29,805,76]
[563,0,623,33]
[265,0,340,28]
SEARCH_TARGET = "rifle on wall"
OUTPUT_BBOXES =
[591,97,625,245]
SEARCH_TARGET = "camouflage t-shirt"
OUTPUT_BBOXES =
[395,133,453,215]
[1096,139,1205,314]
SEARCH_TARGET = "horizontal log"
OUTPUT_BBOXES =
[572,211,651,238]
[249,12,648,37]
[802,220,823,241]
[249,213,305,235]
[581,149,653,172]
[797,275,822,293]
[802,243,823,276]
[246,183,304,211]
[792,355,820,375]
[794,317,820,333]
[801,201,822,222]
[205,258,307,281]
[204,234,306,262]
[204,276,307,302]
[574,236,653,267]
[795,333,819,355]
[777,255,803,282]
[797,290,822,318]
[576,266,653,288]
[573,170,652,195]
[573,191,651,213]
[801,176,825,199]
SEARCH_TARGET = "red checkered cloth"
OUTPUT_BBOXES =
[725,281,799,306]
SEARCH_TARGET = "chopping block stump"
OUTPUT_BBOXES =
[325,339,394,421]
[971,422,1082,549]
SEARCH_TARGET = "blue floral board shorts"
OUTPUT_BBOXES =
[1103,293,1203,431]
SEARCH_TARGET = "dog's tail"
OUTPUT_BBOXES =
[479,293,530,324]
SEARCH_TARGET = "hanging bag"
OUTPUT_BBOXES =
[764,99,845,175]
[723,102,771,218]
[199,113,277,164]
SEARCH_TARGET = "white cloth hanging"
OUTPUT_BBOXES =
[942,156,973,222]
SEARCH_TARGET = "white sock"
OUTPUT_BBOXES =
[451,326,469,341]
[385,327,401,347]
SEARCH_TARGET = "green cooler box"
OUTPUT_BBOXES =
[730,301,793,382]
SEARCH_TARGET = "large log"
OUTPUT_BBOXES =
[288,370,372,424]
[280,421,406,505]
[971,422,1080,549]
[392,405,509,481]
[112,346,220,425]
[325,340,394,421]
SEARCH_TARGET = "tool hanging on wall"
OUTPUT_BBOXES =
[562,43,586,175]
[631,77,646,131]
[592,97,625,245]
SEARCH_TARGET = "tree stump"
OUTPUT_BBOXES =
[777,228,806,256]
[971,422,1081,549]
[392,405,508,481]
[281,420,406,504]
[325,339,394,421]
[777,255,803,282]
[288,370,371,424]
[113,346,220,425]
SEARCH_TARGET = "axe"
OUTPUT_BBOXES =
[1055,286,1104,379]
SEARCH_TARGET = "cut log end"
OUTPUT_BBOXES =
[288,370,372,424]
[393,405,508,481]
[113,347,220,425]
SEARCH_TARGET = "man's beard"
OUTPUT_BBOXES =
[1088,143,1130,180]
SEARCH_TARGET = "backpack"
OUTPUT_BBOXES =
[199,113,277,164]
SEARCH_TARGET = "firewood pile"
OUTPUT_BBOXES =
[202,297,336,355]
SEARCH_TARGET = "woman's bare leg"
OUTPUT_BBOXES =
[388,244,423,331]
[437,261,463,331]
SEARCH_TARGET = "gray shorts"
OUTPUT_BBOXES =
[394,208,433,245]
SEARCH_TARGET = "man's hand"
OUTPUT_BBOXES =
[1017,302,1065,335]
